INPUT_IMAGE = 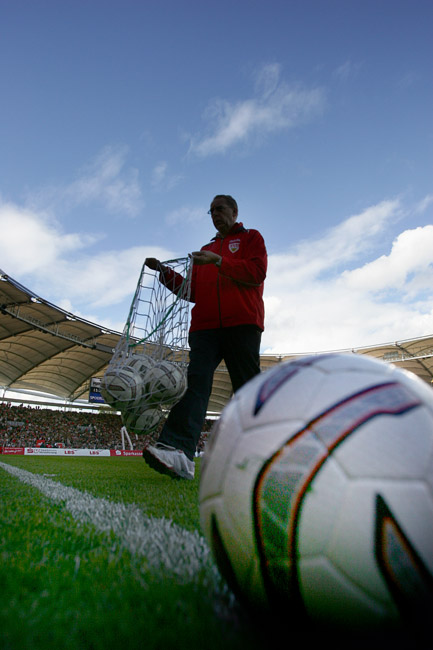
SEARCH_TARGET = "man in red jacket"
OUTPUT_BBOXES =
[143,194,267,479]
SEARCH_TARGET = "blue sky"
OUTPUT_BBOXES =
[0,0,432,354]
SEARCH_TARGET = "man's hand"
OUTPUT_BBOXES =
[191,251,222,266]
[145,257,162,271]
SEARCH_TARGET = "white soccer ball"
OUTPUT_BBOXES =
[158,360,187,399]
[143,361,186,405]
[125,354,155,378]
[100,364,144,409]
[199,353,433,637]
[122,405,164,435]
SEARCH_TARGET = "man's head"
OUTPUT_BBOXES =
[208,195,238,236]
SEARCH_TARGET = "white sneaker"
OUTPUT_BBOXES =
[142,442,195,480]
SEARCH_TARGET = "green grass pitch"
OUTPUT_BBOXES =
[0,456,261,650]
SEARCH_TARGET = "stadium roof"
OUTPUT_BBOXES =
[1,269,432,413]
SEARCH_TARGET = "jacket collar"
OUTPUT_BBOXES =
[212,222,246,240]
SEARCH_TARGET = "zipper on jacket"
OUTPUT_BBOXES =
[216,237,223,327]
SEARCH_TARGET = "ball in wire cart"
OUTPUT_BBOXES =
[100,364,145,410]
[121,404,164,435]
[102,257,192,436]
[143,360,187,406]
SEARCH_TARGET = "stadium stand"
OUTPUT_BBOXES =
[1,269,432,421]
[0,401,214,452]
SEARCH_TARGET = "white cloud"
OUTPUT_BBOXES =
[254,62,281,98]
[0,202,94,274]
[333,59,362,81]
[151,161,168,187]
[415,194,433,214]
[3,194,432,354]
[165,205,205,226]
[52,246,172,309]
[29,145,144,218]
[268,199,401,289]
[55,298,123,333]
[396,70,419,90]
[262,199,433,354]
[151,161,183,191]
[0,199,173,311]
[189,63,326,157]
[342,226,433,296]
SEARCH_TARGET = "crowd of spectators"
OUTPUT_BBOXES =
[0,401,214,451]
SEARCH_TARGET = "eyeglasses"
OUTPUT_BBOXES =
[208,205,228,216]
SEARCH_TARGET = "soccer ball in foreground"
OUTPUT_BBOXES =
[122,405,164,434]
[100,364,144,410]
[199,353,433,635]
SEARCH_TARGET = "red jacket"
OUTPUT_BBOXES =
[188,222,267,332]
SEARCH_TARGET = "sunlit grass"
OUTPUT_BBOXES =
[3,456,202,531]
[0,457,259,650]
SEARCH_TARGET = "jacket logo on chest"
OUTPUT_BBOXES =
[228,239,240,253]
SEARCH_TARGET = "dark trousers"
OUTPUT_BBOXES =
[158,325,262,459]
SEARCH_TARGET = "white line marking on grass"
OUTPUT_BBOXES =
[0,461,233,616]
